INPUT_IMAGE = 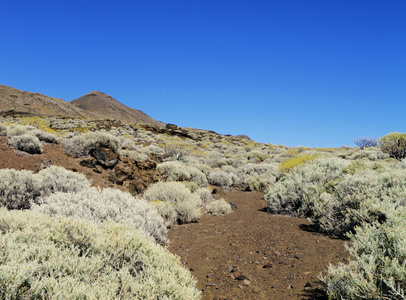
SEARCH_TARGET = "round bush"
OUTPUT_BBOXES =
[144,182,202,224]
[35,187,167,244]
[0,209,200,299]
[9,134,43,154]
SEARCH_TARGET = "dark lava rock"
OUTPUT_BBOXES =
[229,202,237,210]
[235,274,248,281]
[90,147,119,168]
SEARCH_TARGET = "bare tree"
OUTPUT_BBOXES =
[353,137,378,150]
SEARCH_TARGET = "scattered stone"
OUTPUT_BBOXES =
[243,279,251,286]
[288,284,295,289]
[238,285,244,290]
[263,263,273,269]
[235,274,248,281]
[294,254,301,259]
[305,281,312,287]
[207,274,212,278]
[190,268,195,272]
[206,283,214,287]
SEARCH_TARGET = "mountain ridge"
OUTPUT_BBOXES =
[0,84,162,126]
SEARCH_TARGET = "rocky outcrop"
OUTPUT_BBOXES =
[108,157,163,194]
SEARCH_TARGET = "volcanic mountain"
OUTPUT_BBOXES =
[0,84,91,118]
[70,91,163,126]
[0,84,163,126]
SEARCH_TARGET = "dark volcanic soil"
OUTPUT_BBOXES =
[168,191,349,300]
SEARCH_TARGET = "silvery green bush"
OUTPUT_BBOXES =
[265,157,350,217]
[32,129,58,144]
[0,208,200,299]
[144,182,202,224]
[311,169,406,235]
[6,124,29,137]
[38,165,92,197]
[62,131,120,157]
[208,170,233,187]
[324,211,406,299]
[0,123,6,136]
[0,169,41,209]
[205,199,233,216]
[157,161,208,187]
[0,167,91,210]
[9,134,43,154]
[35,187,167,244]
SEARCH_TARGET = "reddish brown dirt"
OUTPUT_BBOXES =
[167,192,349,300]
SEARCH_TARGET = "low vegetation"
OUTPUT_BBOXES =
[1,114,406,299]
[0,209,200,299]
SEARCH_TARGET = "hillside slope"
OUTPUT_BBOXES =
[0,84,91,118]
[70,91,163,126]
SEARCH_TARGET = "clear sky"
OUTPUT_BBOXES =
[1,1,405,147]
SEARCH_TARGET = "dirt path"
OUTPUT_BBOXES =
[167,191,349,300]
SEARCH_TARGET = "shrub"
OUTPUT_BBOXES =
[353,137,378,149]
[208,170,233,187]
[0,167,91,210]
[149,200,177,228]
[32,129,58,143]
[235,163,278,191]
[62,132,120,157]
[380,132,406,160]
[0,123,6,136]
[6,124,29,137]
[196,187,213,202]
[0,169,41,209]
[0,209,200,299]
[37,165,91,197]
[35,187,167,244]
[157,161,208,187]
[278,154,318,174]
[348,147,389,161]
[20,116,56,134]
[265,157,350,217]
[144,182,202,224]
[9,134,43,154]
[205,199,233,216]
[311,169,406,236]
[323,212,406,299]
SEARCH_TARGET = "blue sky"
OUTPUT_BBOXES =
[1,1,405,147]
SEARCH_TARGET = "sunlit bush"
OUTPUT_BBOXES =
[157,161,208,187]
[208,170,233,187]
[278,154,318,174]
[323,212,406,299]
[0,169,41,209]
[144,182,202,224]
[205,199,232,216]
[35,187,167,244]
[380,132,406,160]
[62,131,120,157]
[265,157,349,217]
[9,134,43,154]
[0,209,200,299]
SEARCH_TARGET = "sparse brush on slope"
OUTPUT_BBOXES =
[0,208,200,299]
